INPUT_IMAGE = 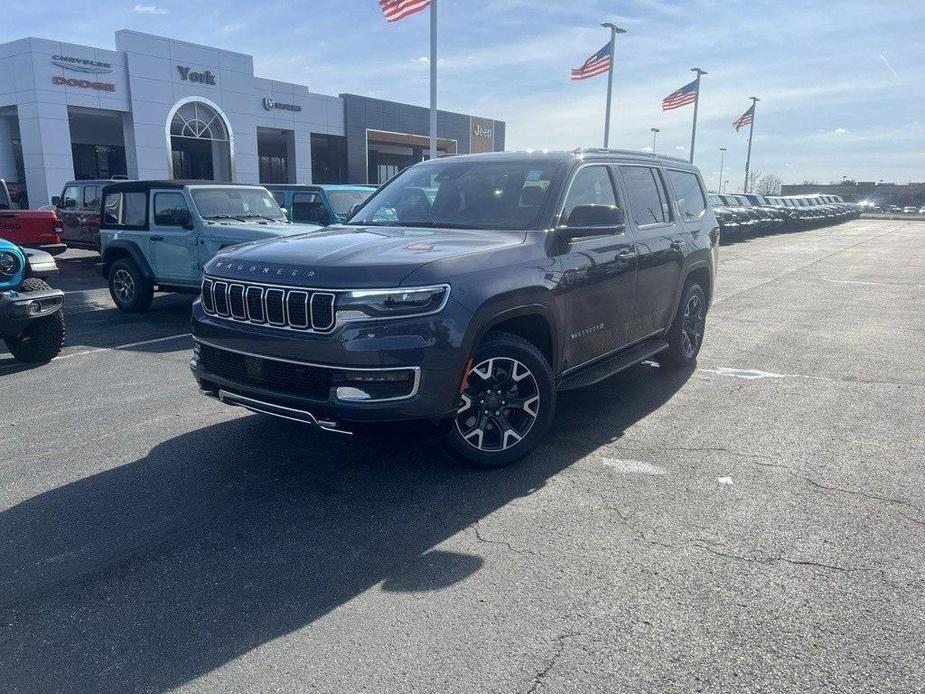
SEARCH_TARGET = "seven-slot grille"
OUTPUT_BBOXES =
[201,277,337,332]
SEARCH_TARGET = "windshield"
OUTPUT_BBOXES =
[327,190,374,217]
[708,195,723,206]
[348,160,559,230]
[191,187,287,222]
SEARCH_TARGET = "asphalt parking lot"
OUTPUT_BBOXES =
[2,219,924,693]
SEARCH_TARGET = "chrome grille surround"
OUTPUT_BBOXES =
[201,276,337,333]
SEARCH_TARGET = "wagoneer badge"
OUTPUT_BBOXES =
[212,260,316,279]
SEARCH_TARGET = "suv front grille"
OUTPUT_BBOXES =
[202,277,337,333]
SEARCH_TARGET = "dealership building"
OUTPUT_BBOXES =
[0,30,505,207]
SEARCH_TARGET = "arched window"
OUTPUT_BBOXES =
[167,99,233,181]
[170,102,229,142]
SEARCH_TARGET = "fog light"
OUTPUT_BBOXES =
[28,300,41,315]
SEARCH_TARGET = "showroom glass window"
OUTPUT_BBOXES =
[620,167,672,226]
[666,170,706,222]
[561,166,620,224]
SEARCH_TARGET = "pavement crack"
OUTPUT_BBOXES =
[693,543,861,574]
[525,631,579,694]
[471,522,533,555]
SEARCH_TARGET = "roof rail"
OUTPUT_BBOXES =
[569,147,690,164]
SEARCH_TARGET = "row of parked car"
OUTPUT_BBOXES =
[707,193,861,238]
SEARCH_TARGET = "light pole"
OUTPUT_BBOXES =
[600,23,627,148]
[650,127,660,154]
[718,147,727,194]
[688,67,706,164]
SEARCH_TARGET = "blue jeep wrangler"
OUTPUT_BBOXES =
[96,181,322,312]
[266,184,376,227]
[0,239,65,363]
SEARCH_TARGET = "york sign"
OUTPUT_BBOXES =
[176,66,216,85]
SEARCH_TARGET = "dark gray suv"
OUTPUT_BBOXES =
[190,150,719,467]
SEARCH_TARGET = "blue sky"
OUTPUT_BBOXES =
[4,0,924,186]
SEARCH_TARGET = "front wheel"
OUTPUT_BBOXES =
[4,278,65,363]
[658,281,707,369]
[445,332,556,468]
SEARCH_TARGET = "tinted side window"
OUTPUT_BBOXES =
[103,193,122,224]
[561,166,618,223]
[620,166,670,226]
[154,192,190,226]
[62,186,80,208]
[291,192,327,224]
[83,186,101,208]
[669,171,706,222]
[123,192,147,227]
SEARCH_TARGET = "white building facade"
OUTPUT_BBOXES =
[0,30,504,207]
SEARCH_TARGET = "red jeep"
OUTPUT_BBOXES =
[0,180,67,256]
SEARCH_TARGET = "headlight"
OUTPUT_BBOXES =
[337,285,449,320]
[0,251,21,278]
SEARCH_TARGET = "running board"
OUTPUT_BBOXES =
[557,339,669,391]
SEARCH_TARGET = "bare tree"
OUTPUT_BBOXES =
[756,174,782,195]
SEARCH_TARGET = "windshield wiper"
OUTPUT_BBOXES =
[239,214,284,222]
[203,214,248,222]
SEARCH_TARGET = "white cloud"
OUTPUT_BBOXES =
[133,4,169,14]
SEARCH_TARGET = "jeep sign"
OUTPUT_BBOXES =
[176,66,216,85]
[469,116,495,154]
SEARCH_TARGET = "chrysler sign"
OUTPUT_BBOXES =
[51,55,113,74]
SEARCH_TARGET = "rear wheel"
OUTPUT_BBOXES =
[658,280,707,369]
[108,257,153,313]
[4,278,65,363]
[445,332,556,468]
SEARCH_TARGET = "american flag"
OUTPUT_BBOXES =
[732,105,755,131]
[662,80,698,111]
[571,43,613,80]
[379,0,430,22]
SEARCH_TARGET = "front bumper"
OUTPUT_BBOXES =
[0,287,64,337]
[189,298,473,426]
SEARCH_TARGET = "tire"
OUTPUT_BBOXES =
[444,331,556,468]
[108,257,153,313]
[658,280,707,369]
[4,278,65,363]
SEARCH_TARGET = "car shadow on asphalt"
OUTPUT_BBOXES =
[0,362,694,691]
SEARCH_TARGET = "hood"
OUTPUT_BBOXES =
[205,224,527,288]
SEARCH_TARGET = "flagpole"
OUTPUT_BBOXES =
[688,67,706,164]
[743,96,759,192]
[429,0,438,160]
[600,23,626,148]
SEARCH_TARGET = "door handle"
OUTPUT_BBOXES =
[616,250,634,263]
[670,240,683,252]
[150,235,164,242]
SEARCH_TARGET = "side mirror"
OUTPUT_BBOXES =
[279,207,288,217]
[51,196,61,207]
[559,204,624,239]
[346,202,363,220]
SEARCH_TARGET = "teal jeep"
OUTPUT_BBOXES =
[266,184,376,227]
[0,239,65,363]
[96,181,322,312]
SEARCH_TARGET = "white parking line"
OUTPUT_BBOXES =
[54,333,191,360]
[822,278,925,288]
